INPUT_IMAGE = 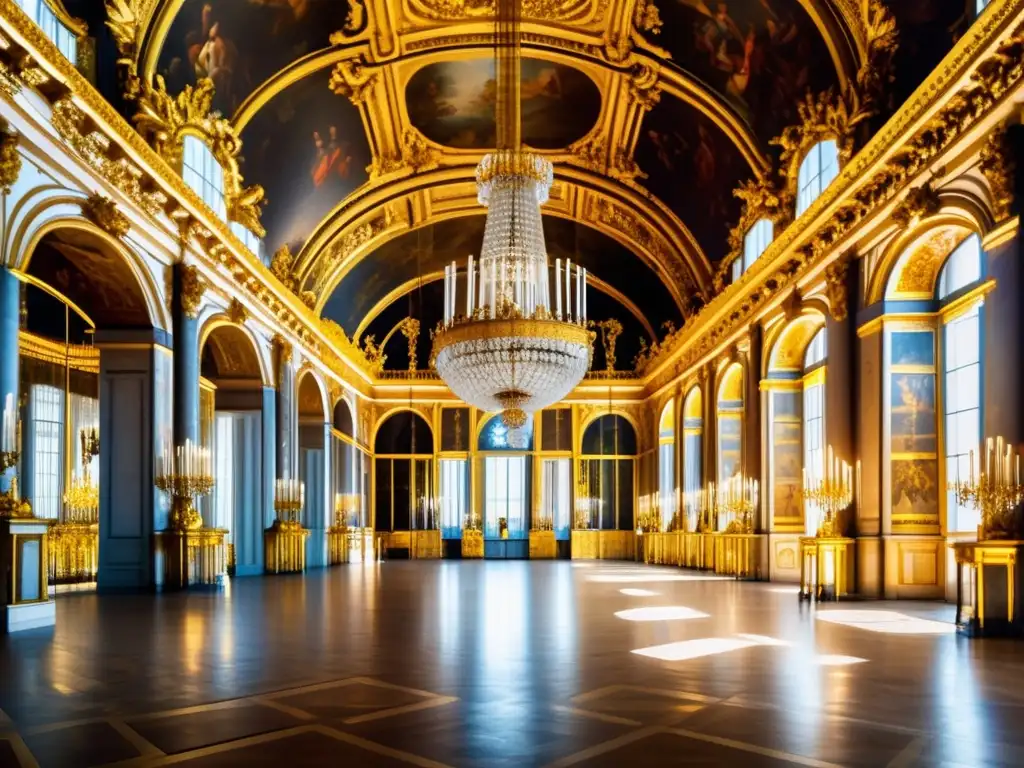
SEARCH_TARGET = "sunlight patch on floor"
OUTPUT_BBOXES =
[619,588,659,597]
[816,610,955,635]
[614,606,709,622]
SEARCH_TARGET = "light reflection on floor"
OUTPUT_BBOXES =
[614,606,709,622]
[815,609,956,634]
[619,588,658,597]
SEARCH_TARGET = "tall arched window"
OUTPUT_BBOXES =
[716,363,744,527]
[796,140,839,216]
[682,387,703,531]
[17,0,77,61]
[658,401,676,530]
[940,234,983,533]
[765,318,826,535]
[580,415,637,531]
[478,413,534,543]
[374,411,433,534]
[732,218,774,283]
[182,136,227,220]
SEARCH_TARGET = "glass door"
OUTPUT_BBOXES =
[541,458,571,539]
[484,455,527,539]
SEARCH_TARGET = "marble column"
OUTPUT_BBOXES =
[172,263,200,447]
[96,333,173,591]
[0,268,19,495]
[274,343,297,481]
[261,385,277,533]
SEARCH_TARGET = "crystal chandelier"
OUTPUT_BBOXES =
[431,0,592,429]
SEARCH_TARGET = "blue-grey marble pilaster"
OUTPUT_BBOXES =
[172,265,200,446]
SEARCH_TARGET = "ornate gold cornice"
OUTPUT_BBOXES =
[980,121,1018,223]
[716,173,792,293]
[19,330,98,372]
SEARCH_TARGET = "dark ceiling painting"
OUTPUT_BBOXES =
[655,0,837,143]
[884,1,968,113]
[27,232,151,329]
[324,215,677,371]
[405,58,601,150]
[635,99,751,263]
[239,69,371,257]
[156,0,349,117]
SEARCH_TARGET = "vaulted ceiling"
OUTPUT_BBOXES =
[114,0,967,370]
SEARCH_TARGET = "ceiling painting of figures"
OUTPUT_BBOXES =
[634,99,752,263]
[652,0,838,144]
[156,0,350,117]
[405,58,602,150]
[239,70,371,258]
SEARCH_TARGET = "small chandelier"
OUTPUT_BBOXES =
[431,0,592,428]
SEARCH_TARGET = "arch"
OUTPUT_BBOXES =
[333,397,355,437]
[11,203,171,332]
[373,409,433,454]
[200,321,268,384]
[296,367,328,422]
[197,312,274,386]
[477,412,535,451]
[578,408,642,445]
[659,400,675,439]
[868,204,987,304]
[883,223,977,301]
[717,361,744,406]
[937,234,983,300]
[766,311,828,376]
[581,414,637,456]
[683,386,703,422]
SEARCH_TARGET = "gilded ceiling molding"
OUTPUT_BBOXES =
[643,6,1024,398]
[132,76,267,236]
[980,121,1018,223]
[0,117,21,194]
[296,166,710,310]
[80,193,130,239]
[715,173,792,293]
[403,0,601,25]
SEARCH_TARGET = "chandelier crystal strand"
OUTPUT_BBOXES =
[432,0,592,425]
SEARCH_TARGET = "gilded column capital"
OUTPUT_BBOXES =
[980,122,1018,224]
[81,193,130,238]
[824,259,850,323]
[329,58,378,105]
[892,182,941,228]
[227,298,249,326]
[0,118,22,195]
[178,263,206,320]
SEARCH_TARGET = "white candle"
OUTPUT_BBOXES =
[555,258,562,319]
[575,264,582,324]
[582,268,587,321]
[467,256,474,317]
[565,258,572,319]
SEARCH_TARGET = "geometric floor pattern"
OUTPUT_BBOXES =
[1,560,1022,767]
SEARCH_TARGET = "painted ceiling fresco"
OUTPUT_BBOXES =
[405,58,601,149]
[27,233,151,329]
[156,0,349,117]
[323,215,681,344]
[653,0,838,144]
[239,69,371,258]
[634,99,751,262]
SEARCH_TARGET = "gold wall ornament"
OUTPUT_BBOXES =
[824,258,849,322]
[591,318,623,371]
[270,244,297,290]
[104,0,141,97]
[402,129,439,173]
[329,58,377,105]
[633,0,662,35]
[81,193,130,238]
[609,147,646,183]
[305,207,397,300]
[272,333,294,366]
[892,182,941,228]
[404,0,595,22]
[0,117,21,194]
[627,63,661,111]
[717,173,790,292]
[980,123,1017,223]
[772,90,858,187]
[569,134,607,174]
[343,0,366,33]
[399,317,421,371]
[361,334,385,374]
[178,263,206,319]
[132,75,266,236]
[227,297,248,326]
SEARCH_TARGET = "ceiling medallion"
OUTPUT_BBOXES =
[431,0,593,430]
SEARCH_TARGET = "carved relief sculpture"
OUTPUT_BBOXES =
[81,193,130,238]
[0,117,21,194]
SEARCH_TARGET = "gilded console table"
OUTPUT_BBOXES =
[529,529,556,559]
[571,530,636,560]
[265,520,309,574]
[799,537,855,601]
[462,529,484,558]
[158,528,228,588]
[714,533,766,580]
[952,540,1022,636]
[411,530,442,559]
[48,521,99,583]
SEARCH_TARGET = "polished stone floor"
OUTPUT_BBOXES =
[1,561,1023,767]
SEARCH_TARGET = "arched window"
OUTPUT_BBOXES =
[658,401,676,530]
[796,140,839,216]
[374,411,433,534]
[580,415,637,531]
[478,414,533,543]
[743,218,774,271]
[539,409,573,539]
[716,363,744,528]
[802,328,827,534]
[682,387,703,531]
[230,222,263,260]
[18,0,77,61]
[940,234,984,533]
[439,407,469,539]
[182,136,227,220]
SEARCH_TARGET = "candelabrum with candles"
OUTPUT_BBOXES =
[333,493,361,529]
[463,512,483,532]
[719,475,759,534]
[950,436,1024,541]
[802,446,855,538]
[154,440,214,532]
[272,478,305,531]
[0,393,30,517]
[80,426,100,464]
[636,492,661,533]
[63,471,100,523]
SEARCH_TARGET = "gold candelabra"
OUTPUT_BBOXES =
[636,492,660,533]
[532,515,554,532]
[333,492,360,528]
[273,477,304,530]
[63,471,99,523]
[717,475,758,533]
[463,512,483,532]
[155,439,214,532]
[949,435,1024,541]
[802,446,855,538]
[80,426,100,462]
[684,486,714,532]
[0,394,30,517]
